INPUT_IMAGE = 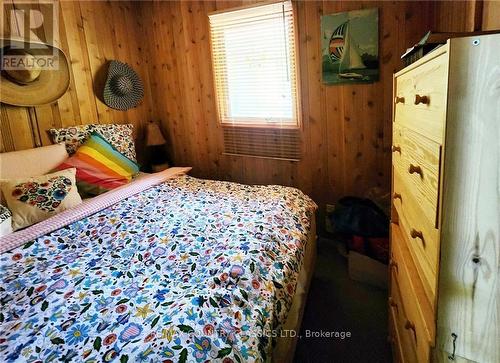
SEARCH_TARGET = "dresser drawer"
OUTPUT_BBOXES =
[392,126,441,228]
[391,223,435,347]
[393,169,439,303]
[394,52,448,143]
[389,311,406,363]
[389,274,418,363]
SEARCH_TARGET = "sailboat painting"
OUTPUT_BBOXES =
[321,8,379,85]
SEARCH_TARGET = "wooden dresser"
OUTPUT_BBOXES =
[388,34,499,363]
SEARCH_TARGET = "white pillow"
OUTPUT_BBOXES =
[0,204,12,237]
[0,143,69,180]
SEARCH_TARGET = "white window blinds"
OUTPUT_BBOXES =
[209,1,300,128]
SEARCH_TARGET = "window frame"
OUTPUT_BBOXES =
[208,0,302,130]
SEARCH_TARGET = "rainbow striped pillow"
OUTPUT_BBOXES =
[56,132,139,196]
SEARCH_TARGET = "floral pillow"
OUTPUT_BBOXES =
[0,204,12,237]
[0,168,82,231]
[49,123,137,161]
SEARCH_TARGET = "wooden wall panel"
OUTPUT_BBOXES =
[431,0,481,32]
[431,0,500,32]
[482,0,500,30]
[0,0,153,163]
[139,0,435,227]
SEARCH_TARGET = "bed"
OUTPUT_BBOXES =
[0,149,317,363]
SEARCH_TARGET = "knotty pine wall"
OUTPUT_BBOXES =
[432,0,500,32]
[482,0,500,30]
[139,0,436,226]
[0,0,154,163]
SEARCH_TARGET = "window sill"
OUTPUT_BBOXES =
[222,152,300,162]
[221,123,300,130]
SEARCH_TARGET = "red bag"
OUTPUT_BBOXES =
[349,235,367,255]
[348,235,389,264]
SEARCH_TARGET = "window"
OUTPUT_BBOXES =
[209,1,300,129]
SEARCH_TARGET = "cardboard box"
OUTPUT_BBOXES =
[348,251,387,290]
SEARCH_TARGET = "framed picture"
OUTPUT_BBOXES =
[321,8,379,85]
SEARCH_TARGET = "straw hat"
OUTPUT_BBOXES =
[0,37,70,106]
[103,60,144,111]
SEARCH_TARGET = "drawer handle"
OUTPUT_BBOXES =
[391,145,401,153]
[393,192,402,202]
[410,228,426,247]
[404,319,417,341]
[404,320,415,331]
[414,94,429,105]
[388,297,399,313]
[395,96,405,104]
[408,164,423,177]
[389,260,399,274]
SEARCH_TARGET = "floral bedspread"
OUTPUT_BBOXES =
[0,176,316,363]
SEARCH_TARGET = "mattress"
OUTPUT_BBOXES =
[273,216,316,362]
[0,173,317,363]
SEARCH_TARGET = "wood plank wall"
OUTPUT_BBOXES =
[139,0,435,227]
[482,0,500,30]
[432,0,500,32]
[0,0,154,163]
[432,0,483,32]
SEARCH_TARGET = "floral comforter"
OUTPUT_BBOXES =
[0,176,316,363]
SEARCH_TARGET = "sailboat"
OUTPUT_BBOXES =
[329,20,367,79]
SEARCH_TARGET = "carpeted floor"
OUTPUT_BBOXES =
[293,238,392,363]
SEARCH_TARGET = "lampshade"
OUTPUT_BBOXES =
[146,122,166,146]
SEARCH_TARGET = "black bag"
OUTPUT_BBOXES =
[330,196,389,238]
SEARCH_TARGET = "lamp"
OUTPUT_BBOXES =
[145,121,169,172]
[146,122,166,146]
